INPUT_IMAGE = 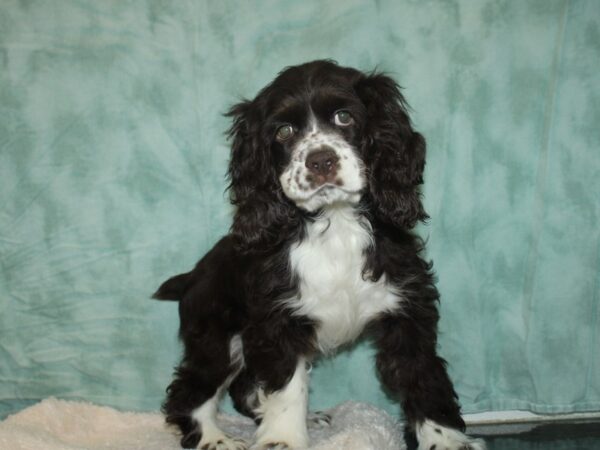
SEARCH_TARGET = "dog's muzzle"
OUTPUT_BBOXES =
[279,131,365,211]
[305,147,340,188]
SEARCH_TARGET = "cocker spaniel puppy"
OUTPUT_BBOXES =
[154,60,485,450]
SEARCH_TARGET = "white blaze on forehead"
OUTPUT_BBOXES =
[279,117,365,211]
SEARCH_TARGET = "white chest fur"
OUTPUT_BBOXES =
[287,207,401,353]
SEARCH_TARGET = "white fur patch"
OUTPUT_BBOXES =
[287,206,402,353]
[191,335,247,449]
[253,358,310,449]
[416,419,486,450]
[192,394,246,449]
[279,120,365,212]
[228,334,245,376]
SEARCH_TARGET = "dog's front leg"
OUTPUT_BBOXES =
[373,306,486,450]
[251,357,310,450]
[242,318,315,449]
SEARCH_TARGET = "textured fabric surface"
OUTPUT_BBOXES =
[0,0,599,420]
[0,398,405,450]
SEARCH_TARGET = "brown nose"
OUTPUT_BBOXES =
[305,148,339,176]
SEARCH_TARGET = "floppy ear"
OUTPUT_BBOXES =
[225,100,299,253]
[355,73,429,229]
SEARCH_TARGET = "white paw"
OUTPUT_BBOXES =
[307,410,332,428]
[251,430,309,450]
[250,442,292,450]
[199,435,248,450]
[416,420,486,450]
[253,428,308,450]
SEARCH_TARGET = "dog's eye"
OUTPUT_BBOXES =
[333,110,354,127]
[275,124,294,142]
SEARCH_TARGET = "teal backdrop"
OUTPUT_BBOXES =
[1,0,599,420]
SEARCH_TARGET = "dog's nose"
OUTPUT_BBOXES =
[305,148,339,176]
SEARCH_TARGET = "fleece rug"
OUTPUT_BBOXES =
[0,398,405,450]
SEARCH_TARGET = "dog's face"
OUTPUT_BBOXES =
[227,60,428,250]
[268,70,368,211]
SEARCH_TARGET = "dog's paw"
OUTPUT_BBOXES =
[416,420,486,450]
[307,410,331,428]
[199,436,248,450]
[250,442,291,450]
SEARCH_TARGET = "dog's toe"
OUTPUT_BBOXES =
[267,443,290,450]
[200,436,248,450]
[308,410,331,427]
[252,442,291,450]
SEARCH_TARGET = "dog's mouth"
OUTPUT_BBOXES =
[282,178,364,212]
[312,181,360,197]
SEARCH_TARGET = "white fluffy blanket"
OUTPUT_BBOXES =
[0,398,406,450]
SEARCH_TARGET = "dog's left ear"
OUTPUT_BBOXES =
[225,100,299,253]
[355,73,429,229]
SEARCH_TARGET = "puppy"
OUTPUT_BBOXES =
[154,60,485,450]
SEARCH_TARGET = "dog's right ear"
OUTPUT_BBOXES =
[225,100,299,253]
[355,73,428,229]
[152,272,190,301]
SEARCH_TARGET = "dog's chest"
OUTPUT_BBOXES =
[288,209,399,352]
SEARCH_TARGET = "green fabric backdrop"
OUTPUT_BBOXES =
[1,0,599,419]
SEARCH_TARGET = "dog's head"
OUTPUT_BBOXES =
[227,60,428,251]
